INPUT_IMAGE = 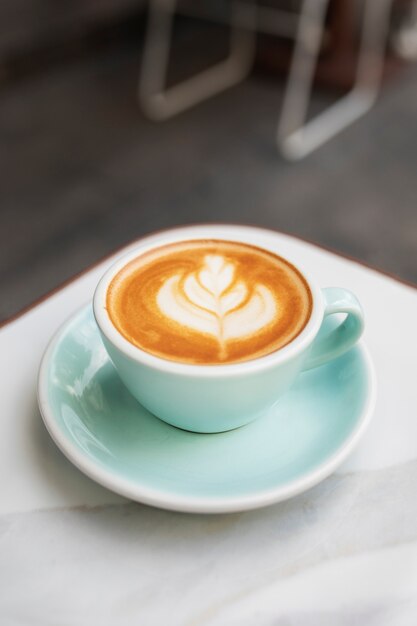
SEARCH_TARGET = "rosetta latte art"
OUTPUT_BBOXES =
[157,255,277,359]
[107,240,312,364]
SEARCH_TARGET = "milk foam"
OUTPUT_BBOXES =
[107,240,312,365]
[157,254,277,356]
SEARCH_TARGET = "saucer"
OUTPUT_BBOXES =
[38,305,376,514]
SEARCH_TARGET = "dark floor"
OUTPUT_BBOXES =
[1,34,417,322]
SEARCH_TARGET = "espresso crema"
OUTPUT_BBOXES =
[106,240,312,364]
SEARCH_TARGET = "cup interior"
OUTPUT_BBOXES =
[93,225,324,376]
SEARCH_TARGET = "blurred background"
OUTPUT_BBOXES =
[1,0,416,323]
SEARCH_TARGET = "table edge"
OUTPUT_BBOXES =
[1,223,416,330]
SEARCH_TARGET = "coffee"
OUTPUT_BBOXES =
[106,240,312,365]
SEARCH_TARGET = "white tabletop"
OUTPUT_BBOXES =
[1,233,417,625]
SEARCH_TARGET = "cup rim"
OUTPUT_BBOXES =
[93,224,324,378]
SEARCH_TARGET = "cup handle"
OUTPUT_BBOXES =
[303,287,364,370]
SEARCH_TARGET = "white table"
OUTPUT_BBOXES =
[1,233,417,625]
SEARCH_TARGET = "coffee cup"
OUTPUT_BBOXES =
[93,225,364,433]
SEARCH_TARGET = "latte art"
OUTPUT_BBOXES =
[107,240,312,365]
[157,255,277,359]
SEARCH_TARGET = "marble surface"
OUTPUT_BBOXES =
[1,233,417,625]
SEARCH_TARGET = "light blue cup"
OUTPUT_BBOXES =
[93,225,364,433]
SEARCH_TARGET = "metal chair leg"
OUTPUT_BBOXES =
[278,0,393,160]
[139,0,256,120]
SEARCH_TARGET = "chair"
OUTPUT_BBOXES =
[138,0,393,160]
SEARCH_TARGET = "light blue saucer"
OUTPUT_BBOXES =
[38,305,376,513]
